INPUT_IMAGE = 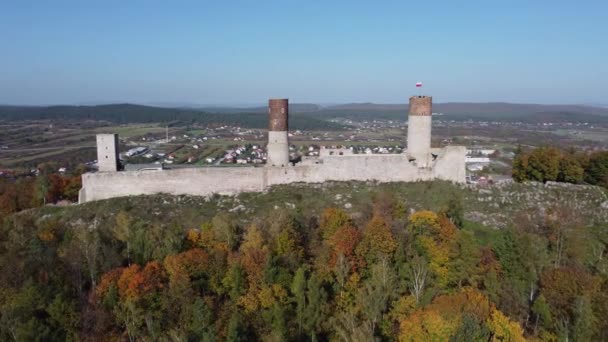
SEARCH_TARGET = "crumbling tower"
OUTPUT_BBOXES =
[407,96,432,167]
[96,133,119,172]
[267,98,290,167]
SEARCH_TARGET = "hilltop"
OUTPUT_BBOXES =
[22,180,608,232]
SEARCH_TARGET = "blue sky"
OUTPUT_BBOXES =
[1,1,606,105]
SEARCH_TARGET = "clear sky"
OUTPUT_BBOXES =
[1,0,607,105]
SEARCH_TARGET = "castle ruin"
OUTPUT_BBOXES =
[78,95,466,203]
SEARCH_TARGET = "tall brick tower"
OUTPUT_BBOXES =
[96,133,119,172]
[267,98,289,167]
[407,96,432,167]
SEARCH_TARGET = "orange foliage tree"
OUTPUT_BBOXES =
[398,288,526,342]
[328,225,362,272]
[117,261,166,300]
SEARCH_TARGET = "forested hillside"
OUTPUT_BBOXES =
[0,181,606,341]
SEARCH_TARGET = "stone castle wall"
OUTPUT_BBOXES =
[79,94,466,204]
[79,147,466,203]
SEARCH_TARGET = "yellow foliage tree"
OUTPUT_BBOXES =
[358,215,397,264]
[418,235,451,287]
[408,210,441,236]
[399,309,457,342]
[487,307,527,342]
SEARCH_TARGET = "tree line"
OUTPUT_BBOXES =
[0,191,605,341]
[512,146,608,187]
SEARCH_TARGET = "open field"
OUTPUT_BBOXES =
[95,124,168,138]
[551,128,608,143]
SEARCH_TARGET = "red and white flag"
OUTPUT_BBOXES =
[415,82,423,87]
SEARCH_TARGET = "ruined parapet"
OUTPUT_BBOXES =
[96,134,119,172]
[267,99,289,167]
[432,145,467,183]
[319,146,354,157]
[407,96,432,167]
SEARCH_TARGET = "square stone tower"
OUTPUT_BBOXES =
[96,134,119,172]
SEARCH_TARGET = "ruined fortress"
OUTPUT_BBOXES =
[78,95,466,203]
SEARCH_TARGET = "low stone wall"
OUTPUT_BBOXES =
[79,167,266,203]
[79,148,466,203]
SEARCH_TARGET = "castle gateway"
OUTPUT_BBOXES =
[78,95,465,203]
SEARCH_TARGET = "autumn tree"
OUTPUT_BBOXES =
[539,266,600,336]
[486,307,526,342]
[357,215,397,267]
[211,213,240,250]
[328,225,362,272]
[407,212,457,287]
[557,152,584,183]
[372,191,398,224]
[584,151,608,187]
[319,207,352,240]
[398,288,525,342]
[512,145,529,182]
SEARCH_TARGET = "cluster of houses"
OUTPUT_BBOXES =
[305,146,320,156]
[302,145,405,157]
[223,145,266,164]
[465,148,496,172]
[354,145,404,154]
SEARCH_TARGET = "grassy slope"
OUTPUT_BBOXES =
[20,181,607,244]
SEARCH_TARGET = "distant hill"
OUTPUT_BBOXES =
[0,104,346,130]
[324,103,407,111]
[1,102,608,124]
[196,103,322,113]
[316,102,608,123]
[324,102,608,115]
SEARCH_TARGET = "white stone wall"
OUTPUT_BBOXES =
[79,167,266,203]
[433,146,467,182]
[267,131,289,167]
[79,148,466,203]
[407,115,432,167]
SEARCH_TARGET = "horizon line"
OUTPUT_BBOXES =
[0,101,606,109]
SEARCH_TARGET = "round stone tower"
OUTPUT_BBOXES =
[267,98,289,167]
[407,95,432,167]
